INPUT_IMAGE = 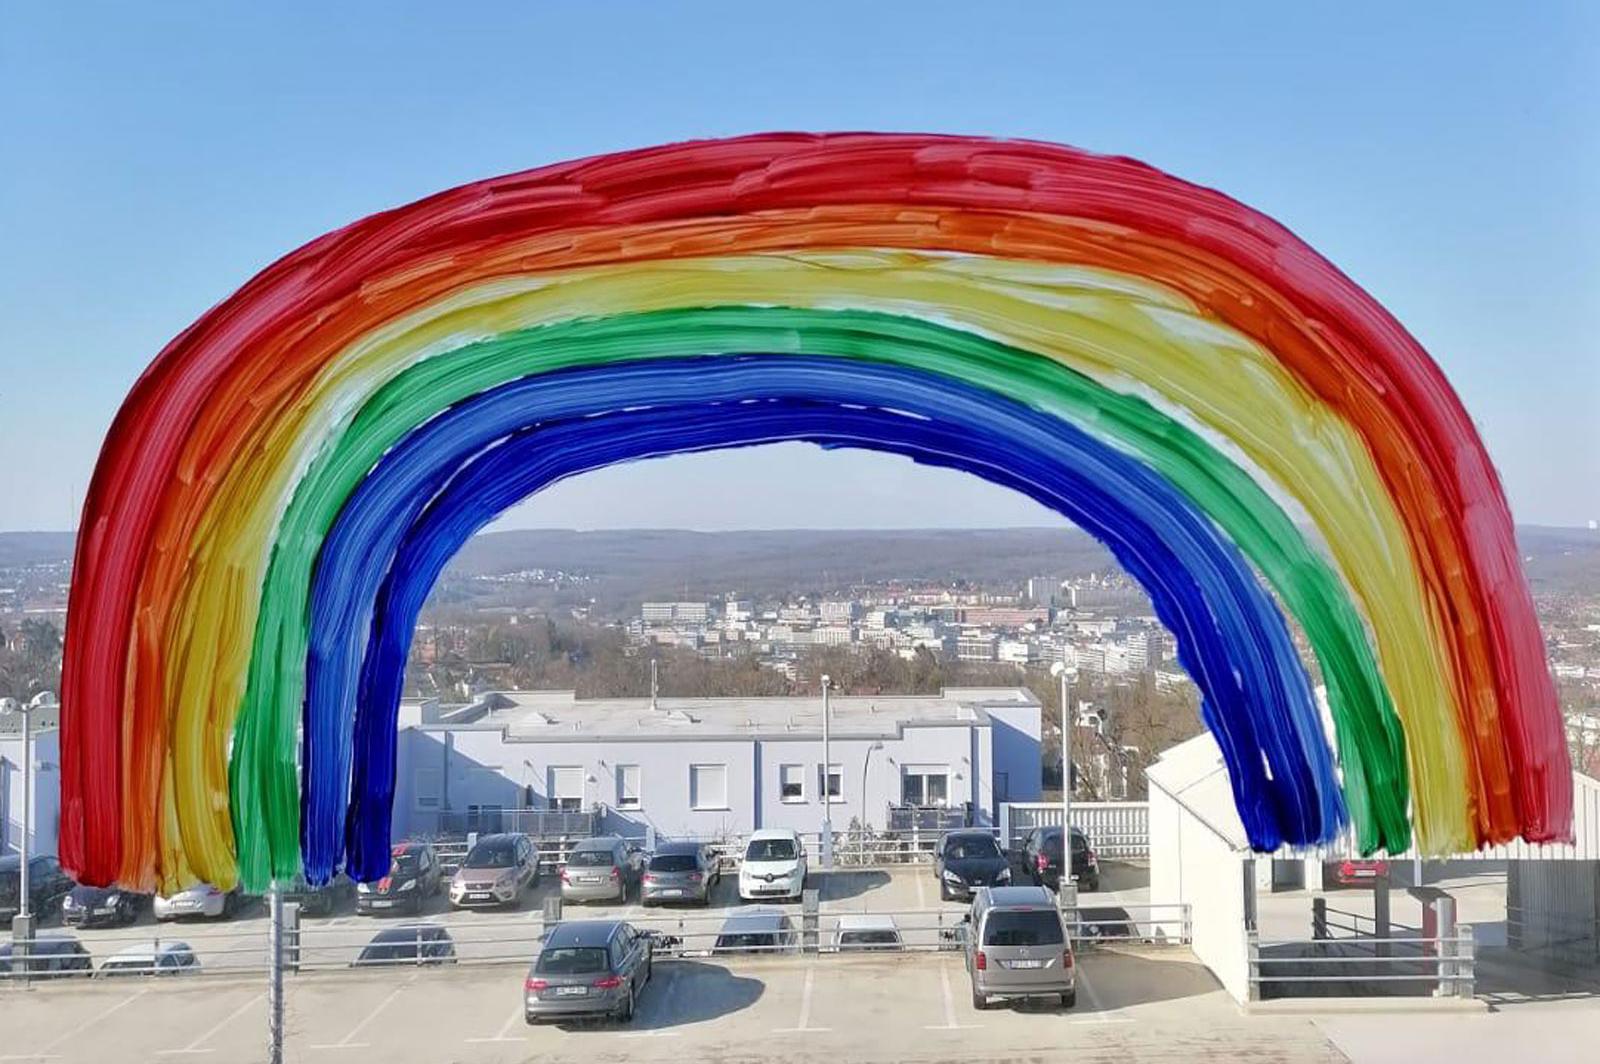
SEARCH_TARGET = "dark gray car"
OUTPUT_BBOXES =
[641,841,719,907]
[560,837,644,904]
[524,920,655,1024]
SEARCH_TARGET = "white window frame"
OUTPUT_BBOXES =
[616,764,642,810]
[902,765,951,808]
[690,763,729,811]
[818,762,844,804]
[414,767,442,811]
[548,765,584,812]
[779,763,806,804]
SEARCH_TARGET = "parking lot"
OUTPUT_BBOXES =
[1,948,1356,1063]
[25,862,1159,973]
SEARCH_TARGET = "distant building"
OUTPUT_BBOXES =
[388,687,1042,838]
[1126,629,1170,671]
[641,602,709,625]
[956,633,998,662]
[819,600,857,624]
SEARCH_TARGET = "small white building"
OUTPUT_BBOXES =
[391,687,1043,841]
[0,728,59,860]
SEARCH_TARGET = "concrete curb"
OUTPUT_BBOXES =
[1244,995,1490,1016]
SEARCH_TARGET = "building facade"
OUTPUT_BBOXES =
[390,687,1042,841]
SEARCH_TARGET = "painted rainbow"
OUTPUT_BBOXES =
[58,133,1573,892]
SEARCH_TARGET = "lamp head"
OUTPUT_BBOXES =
[1050,661,1067,678]
[0,697,21,718]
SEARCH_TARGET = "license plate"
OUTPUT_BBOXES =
[580,876,601,883]
[555,985,588,996]
[1005,959,1044,969]
[372,900,393,908]
[469,892,491,901]
[662,889,683,897]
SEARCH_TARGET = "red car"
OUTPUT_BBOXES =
[1331,859,1389,886]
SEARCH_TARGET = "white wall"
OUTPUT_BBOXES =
[1149,781,1251,1003]
[0,730,60,859]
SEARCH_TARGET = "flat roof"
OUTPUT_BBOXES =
[405,686,1038,742]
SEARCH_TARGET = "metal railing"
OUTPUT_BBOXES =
[1,898,1192,981]
[1000,801,1150,859]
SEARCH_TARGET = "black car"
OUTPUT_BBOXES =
[0,855,75,922]
[356,841,444,915]
[1017,826,1100,893]
[282,873,355,917]
[934,830,1013,900]
[352,924,457,967]
[62,884,145,928]
[0,934,93,978]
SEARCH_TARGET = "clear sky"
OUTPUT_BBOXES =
[1,1,1595,532]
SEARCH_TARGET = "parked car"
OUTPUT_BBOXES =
[0,934,93,978]
[352,924,457,967]
[961,886,1075,1010]
[0,854,76,922]
[154,882,244,920]
[713,908,797,955]
[524,920,656,1024]
[935,829,1012,900]
[62,884,146,928]
[282,873,354,917]
[833,914,903,952]
[560,836,645,904]
[357,841,445,915]
[98,941,200,977]
[449,834,539,909]
[1017,826,1100,893]
[1328,859,1390,887]
[738,828,807,902]
[642,841,719,907]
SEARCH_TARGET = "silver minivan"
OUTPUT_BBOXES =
[962,886,1075,1010]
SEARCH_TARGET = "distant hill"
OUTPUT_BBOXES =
[0,531,75,567]
[3,524,1596,599]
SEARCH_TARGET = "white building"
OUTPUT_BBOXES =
[0,729,59,860]
[390,688,1043,840]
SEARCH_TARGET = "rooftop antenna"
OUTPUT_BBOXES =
[649,657,659,711]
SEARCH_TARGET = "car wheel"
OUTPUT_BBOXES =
[1061,990,1077,1009]
[971,988,990,1011]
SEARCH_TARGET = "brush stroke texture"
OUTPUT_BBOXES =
[307,356,1341,882]
[57,134,1567,889]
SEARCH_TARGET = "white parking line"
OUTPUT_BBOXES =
[924,961,982,1031]
[772,964,831,1033]
[156,993,263,1055]
[915,872,927,910]
[1,988,148,1060]
[464,1006,526,1044]
[309,979,411,1050]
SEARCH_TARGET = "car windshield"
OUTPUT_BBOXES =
[463,839,516,868]
[568,849,613,868]
[946,837,1001,860]
[840,930,900,947]
[536,946,609,974]
[359,943,419,962]
[745,838,796,861]
[983,909,1066,947]
[716,932,777,951]
[650,853,698,872]
[100,957,157,974]
[391,852,420,876]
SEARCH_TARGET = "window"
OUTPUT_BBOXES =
[548,766,584,812]
[414,767,442,810]
[818,763,843,803]
[902,765,950,807]
[690,763,728,810]
[779,764,806,803]
[466,803,504,833]
[616,764,642,810]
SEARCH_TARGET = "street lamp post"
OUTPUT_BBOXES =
[2,691,52,972]
[1050,662,1074,885]
[820,674,833,869]
[862,740,884,835]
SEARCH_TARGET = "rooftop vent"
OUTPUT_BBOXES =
[663,709,697,726]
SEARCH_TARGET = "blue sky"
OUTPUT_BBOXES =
[1,1,1595,531]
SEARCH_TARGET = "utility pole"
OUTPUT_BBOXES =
[1050,661,1074,882]
[267,881,284,1064]
[820,674,833,868]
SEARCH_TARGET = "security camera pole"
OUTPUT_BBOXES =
[820,674,833,869]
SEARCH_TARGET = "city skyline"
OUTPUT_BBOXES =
[2,2,1595,531]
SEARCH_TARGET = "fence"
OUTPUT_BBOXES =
[0,898,1192,980]
[1247,894,1475,1000]
[1000,801,1149,858]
